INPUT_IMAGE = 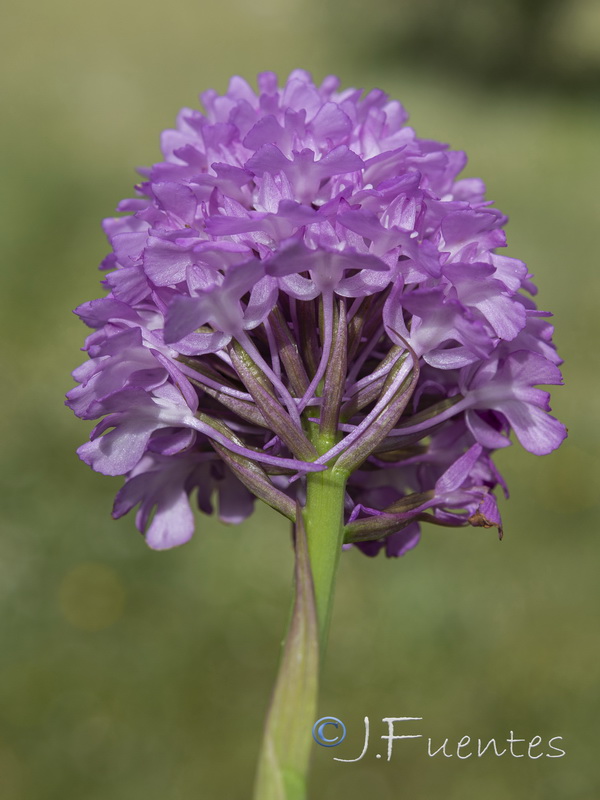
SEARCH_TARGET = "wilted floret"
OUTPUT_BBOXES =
[67,70,566,553]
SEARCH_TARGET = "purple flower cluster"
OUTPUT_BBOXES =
[67,70,566,554]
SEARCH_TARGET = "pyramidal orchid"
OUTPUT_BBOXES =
[67,70,566,798]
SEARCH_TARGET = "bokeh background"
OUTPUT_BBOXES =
[1,1,599,798]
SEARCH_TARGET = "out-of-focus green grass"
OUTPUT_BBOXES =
[1,2,599,798]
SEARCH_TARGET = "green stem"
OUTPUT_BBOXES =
[303,451,348,651]
[253,438,347,800]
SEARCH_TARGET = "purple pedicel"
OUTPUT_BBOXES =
[67,70,566,552]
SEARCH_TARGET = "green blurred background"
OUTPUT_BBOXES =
[1,1,599,797]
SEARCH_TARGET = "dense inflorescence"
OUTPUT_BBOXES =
[67,70,566,554]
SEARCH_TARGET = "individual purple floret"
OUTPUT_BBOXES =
[67,70,566,554]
